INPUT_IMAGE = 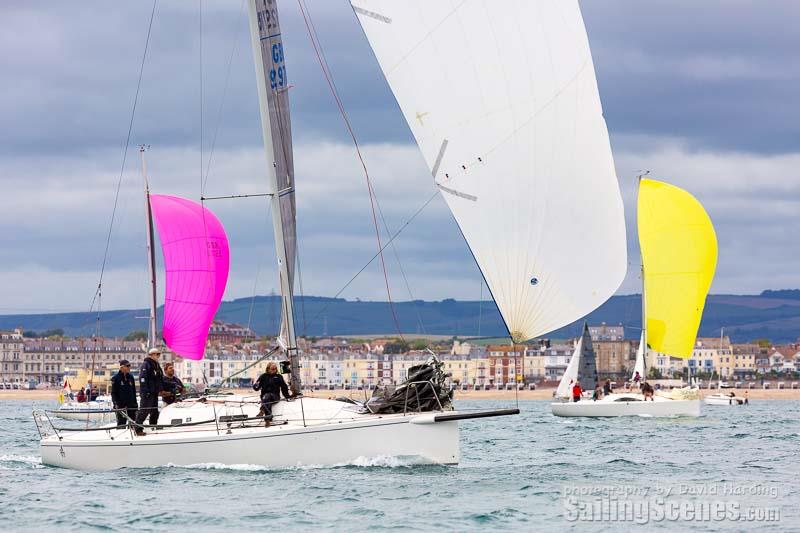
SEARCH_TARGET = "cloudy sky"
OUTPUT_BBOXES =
[1,0,798,314]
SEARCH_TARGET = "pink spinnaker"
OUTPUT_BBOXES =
[150,194,230,360]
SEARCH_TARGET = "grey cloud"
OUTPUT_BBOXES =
[2,1,799,313]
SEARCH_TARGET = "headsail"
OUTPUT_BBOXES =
[248,0,298,349]
[631,331,646,381]
[638,178,717,359]
[150,195,230,360]
[352,1,627,341]
[555,324,596,398]
[555,337,582,400]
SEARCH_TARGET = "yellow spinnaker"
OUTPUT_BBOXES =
[638,178,718,358]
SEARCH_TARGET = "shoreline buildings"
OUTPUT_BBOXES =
[1,322,796,389]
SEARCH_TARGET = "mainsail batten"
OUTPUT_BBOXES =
[353,0,627,341]
[149,195,230,361]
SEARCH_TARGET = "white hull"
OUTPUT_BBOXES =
[52,398,115,423]
[50,409,115,423]
[40,396,461,471]
[704,394,745,406]
[551,393,700,417]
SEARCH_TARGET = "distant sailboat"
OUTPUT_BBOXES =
[552,177,717,417]
[554,324,597,400]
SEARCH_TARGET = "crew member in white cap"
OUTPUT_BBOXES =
[134,347,164,435]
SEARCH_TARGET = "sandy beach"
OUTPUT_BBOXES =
[3,387,799,402]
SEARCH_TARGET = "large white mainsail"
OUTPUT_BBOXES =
[352,1,627,341]
[247,0,300,391]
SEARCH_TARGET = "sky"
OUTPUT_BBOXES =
[1,0,798,314]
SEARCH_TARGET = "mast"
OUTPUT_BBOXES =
[638,174,647,380]
[140,145,158,350]
[247,0,300,394]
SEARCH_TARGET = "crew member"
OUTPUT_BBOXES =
[111,359,138,427]
[603,379,613,396]
[161,362,185,405]
[134,347,164,435]
[642,381,654,401]
[592,384,603,401]
[253,362,291,426]
[76,387,86,403]
[571,380,582,403]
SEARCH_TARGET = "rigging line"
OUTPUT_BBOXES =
[295,239,309,338]
[202,0,246,194]
[301,0,426,337]
[220,346,280,388]
[297,0,404,340]
[244,202,272,343]
[306,189,439,332]
[89,0,158,318]
[199,0,204,196]
[478,276,483,338]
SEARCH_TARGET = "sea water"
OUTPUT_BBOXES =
[1,399,797,530]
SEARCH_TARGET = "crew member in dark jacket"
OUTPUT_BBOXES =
[253,362,291,426]
[134,348,164,435]
[161,362,185,405]
[111,359,138,427]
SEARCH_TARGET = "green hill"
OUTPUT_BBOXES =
[3,290,800,343]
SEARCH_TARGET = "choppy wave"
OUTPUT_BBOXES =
[162,455,426,473]
[3,399,799,530]
[0,454,43,469]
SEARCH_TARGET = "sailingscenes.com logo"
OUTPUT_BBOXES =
[562,483,781,524]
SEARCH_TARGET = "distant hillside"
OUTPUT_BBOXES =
[2,293,800,343]
[760,289,800,300]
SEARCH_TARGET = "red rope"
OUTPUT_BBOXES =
[296,0,404,339]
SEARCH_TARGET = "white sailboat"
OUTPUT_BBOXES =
[551,177,717,417]
[38,0,535,471]
[554,338,583,401]
[552,324,598,402]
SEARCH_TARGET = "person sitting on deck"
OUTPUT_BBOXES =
[161,362,185,406]
[253,362,291,427]
[603,379,612,396]
[592,384,603,401]
[571,380,582,403]
[76,388,86,403]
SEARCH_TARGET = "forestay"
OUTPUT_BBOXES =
[638,178,718,359]
[352,0,627,341]
[150,195,230,360]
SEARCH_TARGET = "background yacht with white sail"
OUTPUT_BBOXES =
[552,177,717,417]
